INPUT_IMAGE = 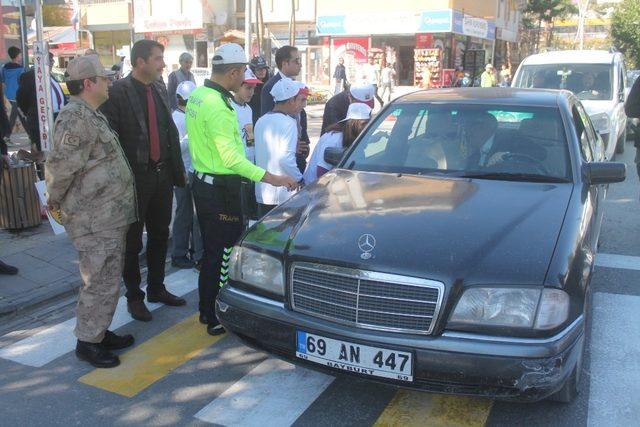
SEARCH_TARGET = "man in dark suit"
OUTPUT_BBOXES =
[260,46,310,173]
[16,52,66,152]
[101,39,187,321]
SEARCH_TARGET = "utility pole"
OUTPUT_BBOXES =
[18,0,29,67]
[289,0,295,45]
[576,0,590,50]
[245,0,252,60]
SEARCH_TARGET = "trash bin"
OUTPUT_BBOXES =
[0,163,42,229]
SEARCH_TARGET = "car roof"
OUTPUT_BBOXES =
[397,88,569,108]
[520,50,618,65]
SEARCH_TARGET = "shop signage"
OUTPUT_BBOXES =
[317,12,420,36]
[418,10,453,33]
[134,0,203,33]
[452,11,495,41]
[497,28,517,42]
[331,37,369,83]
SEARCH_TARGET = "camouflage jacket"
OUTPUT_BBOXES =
[45,96,137,238]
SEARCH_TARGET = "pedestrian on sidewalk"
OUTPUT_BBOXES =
[380,63,396,103]
[363,57,384,108]
[305,103,371,185]
[254,78,308,215]
[100,39,188,322]
[186,43,299,335]
[167,52,195,111]
[480,64,497,88]
[16,52,66,153]
[170,80,203,270]
[321,81,374,135]
[333,57,348,95]
[0,101,19,276]
[45,55,136,368]
[260,45,310,174]
[248,56,270,126]
[625,73,640,179]
[1,46,26,141]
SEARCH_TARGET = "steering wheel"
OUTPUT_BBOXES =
[488,152,548,175]
[576,90,600,99]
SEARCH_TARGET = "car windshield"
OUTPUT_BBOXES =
[515,64,613,101]
[342,103,572,182]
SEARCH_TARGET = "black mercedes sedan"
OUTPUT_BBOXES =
[216,88,625,402]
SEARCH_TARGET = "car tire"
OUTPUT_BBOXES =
[615,130,626,154]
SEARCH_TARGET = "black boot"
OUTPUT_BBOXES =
[127,300,152,321]
[101,330,134,350]
[207,319,225,336]
[0,260,18,275]
[76,340,120,368]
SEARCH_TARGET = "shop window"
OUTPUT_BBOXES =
[235,0,245,13]
[196,41,208,68]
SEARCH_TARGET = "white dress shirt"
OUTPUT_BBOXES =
[254,111,303,205]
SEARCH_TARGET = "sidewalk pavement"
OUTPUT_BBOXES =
[0,85,422,321]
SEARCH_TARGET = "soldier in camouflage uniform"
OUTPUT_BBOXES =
[45,55,137,368]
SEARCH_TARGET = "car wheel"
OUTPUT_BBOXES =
[616,130,626,154]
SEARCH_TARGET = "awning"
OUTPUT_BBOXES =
[27,26,77,45]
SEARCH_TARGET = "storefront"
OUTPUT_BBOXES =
[316,9,495,87]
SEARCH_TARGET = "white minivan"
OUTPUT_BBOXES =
[512,50,627,158]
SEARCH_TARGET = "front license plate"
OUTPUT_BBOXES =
[296,331,413,382]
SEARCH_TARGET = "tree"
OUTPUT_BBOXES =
[525,0,578,52]
[42,4,72,27]
[610,0,640,68]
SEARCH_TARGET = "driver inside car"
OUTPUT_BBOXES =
[581,72,600,96]
[458,111,499,170]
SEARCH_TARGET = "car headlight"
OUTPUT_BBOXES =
[228,246,284,296]
[449,287,569,330]
[590,112,610,135]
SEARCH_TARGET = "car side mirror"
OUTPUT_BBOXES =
[324,147,346,167]
[583,162,626,185]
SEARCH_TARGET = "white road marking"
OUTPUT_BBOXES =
[0,269,198,367]
[595,253,640,271]
[588,292,640,427]
[194,358,334,426]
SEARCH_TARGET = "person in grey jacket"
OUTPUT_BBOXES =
[167,52,195,111]
[625,74,640,178]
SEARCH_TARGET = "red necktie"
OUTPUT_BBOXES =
[146,86,160,162]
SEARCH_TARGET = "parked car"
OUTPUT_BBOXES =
[217,88,625,403]
[512,50,628,157]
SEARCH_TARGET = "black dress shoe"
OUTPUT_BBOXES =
[199,313,209,325]
[171,256,195,269]
[76,340,120,368]
[147,289,186,306]
[101,330,134,350]
[207,320,225,336]
[127,300,152,321]
[0,260,18,275]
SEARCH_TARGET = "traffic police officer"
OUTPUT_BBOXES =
[187,43,298,335]
[45,55,137,368]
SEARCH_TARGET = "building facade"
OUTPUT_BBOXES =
[316,0,523,86]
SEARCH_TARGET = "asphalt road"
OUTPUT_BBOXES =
[0,133,638,426]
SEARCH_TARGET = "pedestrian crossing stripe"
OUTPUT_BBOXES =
[78,313,224,397]
[374,391,493,427]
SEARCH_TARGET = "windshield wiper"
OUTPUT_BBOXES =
[459,172,570,183]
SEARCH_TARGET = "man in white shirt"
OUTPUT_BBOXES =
[254,78,308,215]
[232,67,262,221]
[362,57,384,108]
[170,80,203,269]
[232,67,262,163]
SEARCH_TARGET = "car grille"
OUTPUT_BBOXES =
[290,263,444,335]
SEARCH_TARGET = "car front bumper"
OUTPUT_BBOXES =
[216,285,584,402]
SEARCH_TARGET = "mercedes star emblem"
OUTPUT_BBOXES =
[358,234,376,260]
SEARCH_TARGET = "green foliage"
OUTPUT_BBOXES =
[42,5,72,27]
[610,0,640,68]
[525,0,578,25]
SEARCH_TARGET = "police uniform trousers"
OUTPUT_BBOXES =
[192,173,243,321]
[70,225,128,343]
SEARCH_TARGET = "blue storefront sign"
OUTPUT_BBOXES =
[316,15,347,36]
[418,10,453,33]
[453,10,495,41]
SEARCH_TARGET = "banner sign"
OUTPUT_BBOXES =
[33,41,54,152]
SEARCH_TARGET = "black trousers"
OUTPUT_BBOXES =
[192,174,244,322]
[123,165,173,301]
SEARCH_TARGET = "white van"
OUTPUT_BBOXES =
[512,50,627,158]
